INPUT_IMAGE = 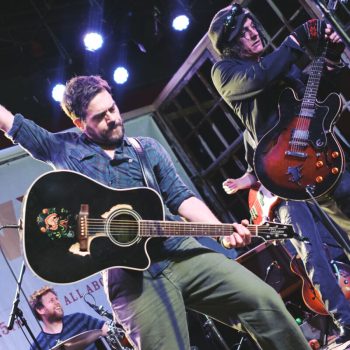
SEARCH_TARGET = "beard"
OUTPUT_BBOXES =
[105,123,125,146]
[86,122,125,148]
[47,308,64,322]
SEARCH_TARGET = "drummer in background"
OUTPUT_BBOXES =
[29,286,109,350]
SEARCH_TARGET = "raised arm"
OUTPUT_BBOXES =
[0,104,15,133]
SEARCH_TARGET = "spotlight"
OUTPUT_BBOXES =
[51,83,65,102]
[113,66,129,85]
[172,15,190,31]
[83,32,104,51]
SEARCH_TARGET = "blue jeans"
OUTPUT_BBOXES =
[317,169,350,237]
[331,167,350,218]
[276,200,350,328]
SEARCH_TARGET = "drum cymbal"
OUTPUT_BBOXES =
[50,329,102,350]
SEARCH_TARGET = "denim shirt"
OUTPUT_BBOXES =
[8,114,197,275]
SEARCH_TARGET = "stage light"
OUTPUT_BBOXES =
[51,83,65,102]
[113,66,129,85]
[83,32,103,52]
[172,15,190,31]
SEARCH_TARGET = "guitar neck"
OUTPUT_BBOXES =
[138,220,275,238]
[301,43,327,113]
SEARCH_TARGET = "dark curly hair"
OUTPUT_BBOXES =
[29,286,57,320]
[61,75,112,121]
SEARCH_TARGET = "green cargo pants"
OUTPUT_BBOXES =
[106,238,310,350]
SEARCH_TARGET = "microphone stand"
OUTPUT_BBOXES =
[305,186,350,255]
[201,315,231,350]
[6,262,42,350]
[1,224,42,350]
[83,293,131,350]
[263,261,279,284]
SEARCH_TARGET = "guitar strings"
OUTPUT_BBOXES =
[291,41,327,175]
[75,218,290,236]
[84,218,288,229]
[85,218,289,226]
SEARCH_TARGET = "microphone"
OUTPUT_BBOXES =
[85,300,113,320]
[264,260,281,282]
[7,298,19,330]
[270,260,281,269]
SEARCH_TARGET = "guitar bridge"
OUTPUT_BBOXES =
[289,140,308,148]
[77,204,89,251]
[285,150,307,159]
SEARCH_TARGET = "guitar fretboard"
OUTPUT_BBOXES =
[84,218,292,239]
[300,43,328,116]
[140,221,234,237]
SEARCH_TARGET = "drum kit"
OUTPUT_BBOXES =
[50,330,103,350]
[49,322,133,350]
[48,316,254,350]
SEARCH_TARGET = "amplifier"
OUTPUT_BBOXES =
[236,242,301,298]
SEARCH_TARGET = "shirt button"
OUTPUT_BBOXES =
[128,159,133,163]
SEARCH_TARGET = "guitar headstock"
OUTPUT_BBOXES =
[256,221,296,241]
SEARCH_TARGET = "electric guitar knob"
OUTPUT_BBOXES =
[315,176,324,183]
[316,161,324,168]
[331,151,340,158]
[331,167,339,175]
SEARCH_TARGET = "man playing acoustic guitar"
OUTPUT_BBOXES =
[0,74,310,349]
[209,2,350,346]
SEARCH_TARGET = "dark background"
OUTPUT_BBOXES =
[0,0,232,148]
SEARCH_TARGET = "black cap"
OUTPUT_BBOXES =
[208,4,250,55]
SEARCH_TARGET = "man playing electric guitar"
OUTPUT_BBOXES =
[209,3,350,345]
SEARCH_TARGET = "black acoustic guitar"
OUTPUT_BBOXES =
[254,43,344,200]
[22,170,297,284]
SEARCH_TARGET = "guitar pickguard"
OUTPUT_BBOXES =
[308,104,329,149]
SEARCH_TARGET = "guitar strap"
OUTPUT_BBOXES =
[128,137,161,194]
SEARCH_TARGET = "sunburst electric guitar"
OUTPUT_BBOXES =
[22,170,298,284]
[254,42,344,200]
[248,182,281,225]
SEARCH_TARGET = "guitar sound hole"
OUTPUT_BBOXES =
[105,209,141,247]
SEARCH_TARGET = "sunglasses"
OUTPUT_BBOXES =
[223,3,244,35]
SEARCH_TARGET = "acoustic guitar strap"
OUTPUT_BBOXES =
[128,137,161,194]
